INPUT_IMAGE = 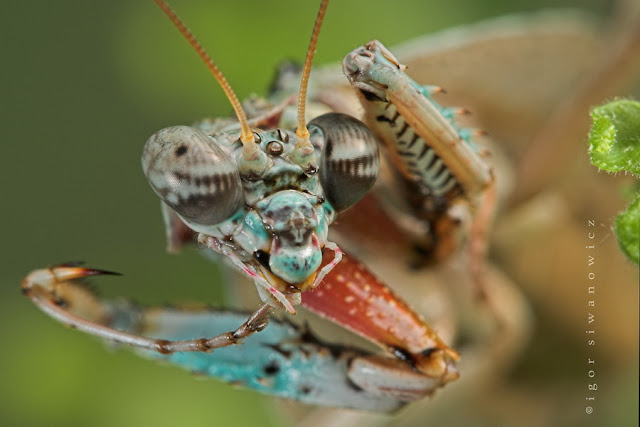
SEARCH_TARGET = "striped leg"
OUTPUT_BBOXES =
[343,40,495,278]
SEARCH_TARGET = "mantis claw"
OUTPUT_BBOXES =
[22,266,121,294]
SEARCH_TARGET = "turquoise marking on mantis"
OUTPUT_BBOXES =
[239,211,270,251]
[106,303,406,412]
[256,190,323,284]
[365,50,479,149]
[410,68,477,146]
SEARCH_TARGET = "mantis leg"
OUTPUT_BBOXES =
[22,263,457,412]
[342,40,496,290]
[22,265,271,354]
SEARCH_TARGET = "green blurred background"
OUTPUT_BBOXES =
[1,0,637,426]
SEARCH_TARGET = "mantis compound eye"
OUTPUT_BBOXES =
[142,126,244,228]
[308,113,379,212]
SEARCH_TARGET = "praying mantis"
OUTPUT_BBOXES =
[15,0,640,422]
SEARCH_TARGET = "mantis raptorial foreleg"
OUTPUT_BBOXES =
[22,266,272,354]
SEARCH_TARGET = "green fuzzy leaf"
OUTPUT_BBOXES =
[588,99,640,175]
[614,194,640,265]
[588,99,640,265]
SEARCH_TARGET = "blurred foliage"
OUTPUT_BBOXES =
[588,99,640,264]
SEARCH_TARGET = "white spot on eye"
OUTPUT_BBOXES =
[344,296,355,303]
[348,308,357,316]
[166,173,181,188]
[336,274,346,282]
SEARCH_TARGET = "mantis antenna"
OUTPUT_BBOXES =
[293,0,329,168]
[153,0,258,156]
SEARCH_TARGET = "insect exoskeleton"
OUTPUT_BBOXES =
[309,113,380,212]
[141,126,244,228]
[20,0,470,411]
[138,0,384,313]
[142,112,379,310]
